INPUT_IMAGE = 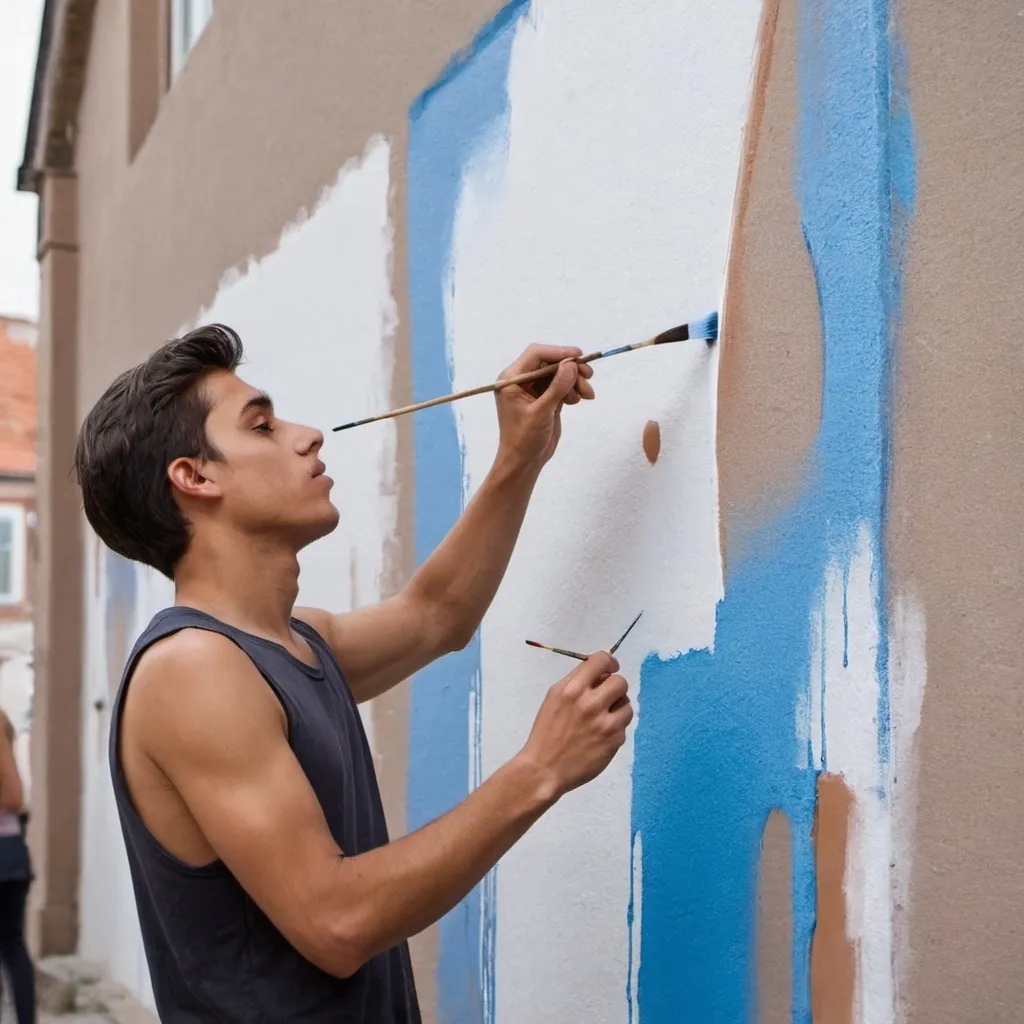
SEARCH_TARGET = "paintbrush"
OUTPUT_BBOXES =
[609,610,643,654]
[525,611,644,663]
[332,313,718,432]
[524,640,588,662]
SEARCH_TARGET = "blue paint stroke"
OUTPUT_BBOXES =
[406,4,529,1021]
[630,0,914,1020]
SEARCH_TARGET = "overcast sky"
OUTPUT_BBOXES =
[0,1,45,322]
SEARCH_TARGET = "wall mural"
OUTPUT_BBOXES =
[82,0,928,1020]
[407,0,922,1021]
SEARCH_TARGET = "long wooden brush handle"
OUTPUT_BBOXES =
[330,309,721,432]
[332,345,617,432]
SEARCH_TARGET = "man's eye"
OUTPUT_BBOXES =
[254,421,274,434]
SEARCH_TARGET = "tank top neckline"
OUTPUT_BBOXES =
[164,605,326,680]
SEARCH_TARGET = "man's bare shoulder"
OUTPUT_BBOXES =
[132,626,252,692]
[126,628,285,757]
[293,606,333,641]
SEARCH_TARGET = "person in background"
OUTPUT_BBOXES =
[0,709,34,1023]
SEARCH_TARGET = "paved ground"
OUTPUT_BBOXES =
[41,1015,116,1024]
[30,956,158,1024]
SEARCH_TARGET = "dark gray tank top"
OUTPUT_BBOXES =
[110,606,421,1023]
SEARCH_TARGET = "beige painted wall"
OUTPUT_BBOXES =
[892,3,1024,1020]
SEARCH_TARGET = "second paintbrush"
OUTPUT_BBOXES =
[526,611,644,663]
[332,313,718,432]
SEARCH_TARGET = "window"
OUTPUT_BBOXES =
[0,506,25,606]
[170,0,213,82]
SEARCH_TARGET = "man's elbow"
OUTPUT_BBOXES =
[423,610,475,659]
[404,579,474,656]
[305,911,375,980]
[441,621,475,654]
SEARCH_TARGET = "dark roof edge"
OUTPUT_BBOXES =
[17,0,58,194]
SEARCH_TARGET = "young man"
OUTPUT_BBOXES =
[74,325,633,1022]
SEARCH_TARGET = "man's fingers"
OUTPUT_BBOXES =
[535,360,579,411]
[500,344,583,380]
[575,376,595,401]
[590,673,628,710]
[564,651,618,696]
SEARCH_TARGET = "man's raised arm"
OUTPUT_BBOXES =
[298,344,595,703]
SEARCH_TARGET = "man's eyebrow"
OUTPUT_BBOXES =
[239,392,274,418]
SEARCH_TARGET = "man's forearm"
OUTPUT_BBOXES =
[336,753,555,969]
[410,451,541,648]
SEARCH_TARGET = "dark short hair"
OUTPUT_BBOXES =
[74,324,244,579]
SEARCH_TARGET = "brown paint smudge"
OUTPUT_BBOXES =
[716,0,823,574]
[377,131,436,1023]
[757,808,792,1024]
[811,773,856,1024]
[642,420,661,464]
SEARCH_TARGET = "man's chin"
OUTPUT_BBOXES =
[297,505,341,548]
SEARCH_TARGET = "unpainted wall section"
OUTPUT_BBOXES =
[892,2,1024,1020]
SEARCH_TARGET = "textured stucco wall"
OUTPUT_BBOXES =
[56,0,1022,1021]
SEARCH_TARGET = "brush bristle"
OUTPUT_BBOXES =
[690,311,719,343]
[651,311,719,347]
[652,323,690,345]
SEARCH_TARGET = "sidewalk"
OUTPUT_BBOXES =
[33,956,157,1024]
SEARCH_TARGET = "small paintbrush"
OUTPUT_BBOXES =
[525,610,644,663]
[332,313,718,432]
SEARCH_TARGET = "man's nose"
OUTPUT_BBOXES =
[297,425,324,454]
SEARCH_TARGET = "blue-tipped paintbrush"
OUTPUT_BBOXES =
[332,313,718,432]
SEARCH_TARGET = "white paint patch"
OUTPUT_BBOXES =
[629,832,642,1024]
[79,543,171,1012]
[195,134,399,752]
[887,590,927,1024]
[846,788,895,1024]
[78,137,398,1011]
[819,524,892,1022]
[445,2,761,1019]
[819,527,927,1024]
[822,525,882,793]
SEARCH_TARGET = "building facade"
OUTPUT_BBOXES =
[18,1,1024,1021]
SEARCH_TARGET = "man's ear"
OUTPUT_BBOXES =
[167,457,222,501]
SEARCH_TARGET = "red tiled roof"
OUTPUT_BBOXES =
[0,317,38,476]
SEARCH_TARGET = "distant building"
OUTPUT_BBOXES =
[0,315,36,781]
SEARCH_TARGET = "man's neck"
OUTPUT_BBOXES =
[172,528,302,646]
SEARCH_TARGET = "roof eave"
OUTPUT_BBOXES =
[17,0,98,195]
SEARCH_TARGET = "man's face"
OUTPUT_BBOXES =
[186,369,340,548]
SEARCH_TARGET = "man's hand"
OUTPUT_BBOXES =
[518,651,633,799]
[495,345,595,467]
